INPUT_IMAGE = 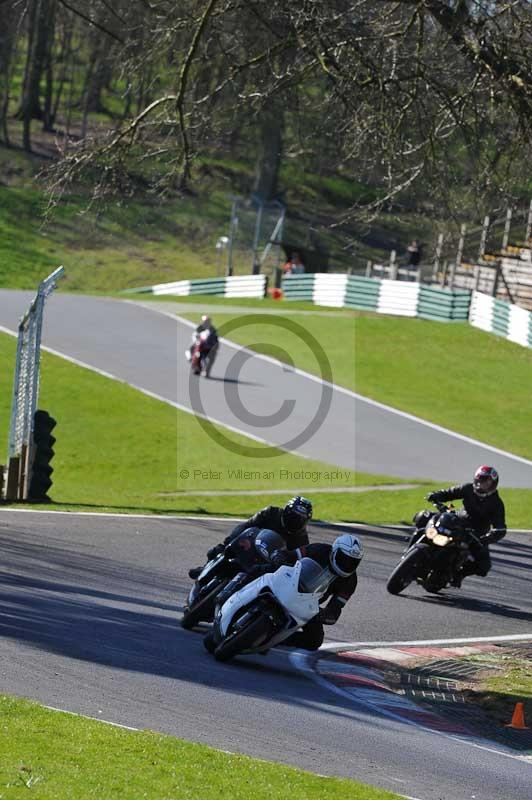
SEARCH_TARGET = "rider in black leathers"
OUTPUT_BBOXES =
[412,465,506,584]
[188,497,312,580]
[279,537,363,650]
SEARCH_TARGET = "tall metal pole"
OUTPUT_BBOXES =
[478,215,489,261]
[432,233,444,283]
[251,202,264,275]
[449,224,466,290]
[226,197,239,277]
[502,207,512,252]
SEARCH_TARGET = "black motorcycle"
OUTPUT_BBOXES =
[181,527,285,629]
[386,506,484,595]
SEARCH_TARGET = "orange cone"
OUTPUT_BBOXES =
[505,702,529,729]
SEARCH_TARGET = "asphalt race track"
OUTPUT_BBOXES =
[1,291,532,484]
[0,510,531,800]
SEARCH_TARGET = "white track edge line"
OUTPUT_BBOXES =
[127,303,532,467]
[0,324,322,464]
[318,633,532,648]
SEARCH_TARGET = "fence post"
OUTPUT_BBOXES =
[389,250,398,280]
[449,224,466,290]
[479,215,489,261]
[502,207,512,252]
[432,233,444,282]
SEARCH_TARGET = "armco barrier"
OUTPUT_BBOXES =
[283,274,470,322]
[417,286,471,321]
[123,274,267,298]
[281,274,315,301]
[469,291,532,348]
[344,276,380,311]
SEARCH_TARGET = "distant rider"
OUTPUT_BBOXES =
[412,465,506,585]
[193,315,219,376]
[188,496,312,580]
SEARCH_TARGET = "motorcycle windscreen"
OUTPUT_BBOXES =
[297,558,334,594]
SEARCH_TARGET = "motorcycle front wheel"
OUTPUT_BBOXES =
[181,578,229,629]
[213,613,274,663]
[387,548,426,595]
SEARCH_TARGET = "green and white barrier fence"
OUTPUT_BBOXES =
[123,271,532,351]
[469,291,532,348]
[124,274,267,298]
[282,274,470,321]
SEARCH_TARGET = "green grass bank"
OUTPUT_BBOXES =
[0,695,402,800]
[0,332,400,520]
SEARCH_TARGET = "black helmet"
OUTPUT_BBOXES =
[254,529,286,562]
[282,496,313,533]
[473,465,499,497]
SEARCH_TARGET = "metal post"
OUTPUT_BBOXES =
[492,262,501,297]
[502,207,512,252]
[365,261,372,278]
[432,233,444,282]
[473,263,481,292]
[226,197,239,277]
[525,199,532,244]
[449,224,466,290]
[389,250,397,280]
[478,215,489,261]
[251,202,264,275]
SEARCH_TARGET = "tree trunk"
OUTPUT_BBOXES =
[253,100,285,203]
[18,0,56,150]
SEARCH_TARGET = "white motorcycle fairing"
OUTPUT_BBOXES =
[217,559,321,641]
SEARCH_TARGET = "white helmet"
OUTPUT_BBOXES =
[330,534,363,577]
[201,315,211,325]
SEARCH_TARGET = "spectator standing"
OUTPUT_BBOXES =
[283,251,306,275]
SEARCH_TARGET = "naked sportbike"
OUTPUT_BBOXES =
[386,507,484,595]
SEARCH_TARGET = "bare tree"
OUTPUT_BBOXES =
[40,1,531,216]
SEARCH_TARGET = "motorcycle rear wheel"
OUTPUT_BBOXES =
[214,613,274,663]
[387,548,425,595]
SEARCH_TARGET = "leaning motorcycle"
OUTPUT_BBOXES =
[181,527,285,630]
[204,557,331,662]
[386,506,484,595]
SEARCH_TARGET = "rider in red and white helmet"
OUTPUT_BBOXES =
[472,465,499,497]
[413,465,506,585]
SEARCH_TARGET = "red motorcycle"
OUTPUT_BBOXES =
[186,330,218,377]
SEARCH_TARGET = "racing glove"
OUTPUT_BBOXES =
[207,543,225,560]
[483,528,507,544]
[318,598,343,625]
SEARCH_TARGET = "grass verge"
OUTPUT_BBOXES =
[0,695,402,800]
[463,652,532,729]
[0,333,404,520]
